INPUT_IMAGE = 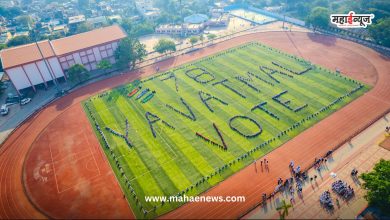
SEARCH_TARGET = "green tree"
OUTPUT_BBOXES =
[207,33,217,43]
[0,80,3,95]
[0,44,5,72]
[78,0,90,8]
[199,34,205,45]
[120,19,155,37]
[360,159,390,215]
[133,22,155,37]
[368,18,390,47]
[313,0,329,8]
[189,36,199,47]
[114,37,147,69]
[120,18,133,35]
[76,22,93,34]
[153,39,176,55]
[16,15,33,27]
[0,7,22,19]
[97,59,112,74]
[67,64,89,83]
[7,35,31,47]
[276,200,292,220]
[306,7,330,30]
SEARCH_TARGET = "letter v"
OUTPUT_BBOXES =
[165,97,196,121]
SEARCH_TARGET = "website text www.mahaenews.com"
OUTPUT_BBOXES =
[145,195,246,203]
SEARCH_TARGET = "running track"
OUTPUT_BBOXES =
[0,32,389,219]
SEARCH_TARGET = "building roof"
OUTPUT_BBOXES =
[68,15,86,24]
[184,14,209,24]
[0,25,126,69]
[86,16,107,24]
[51,25,126,55]
[0,40,55,69]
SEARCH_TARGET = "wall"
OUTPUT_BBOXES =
[58,41,119,72]
[6,67,31,90]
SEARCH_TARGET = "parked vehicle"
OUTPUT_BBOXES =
[55,90,68,97]
[6,94,26,105]
[20,98,31,105]
[0,104,9,116]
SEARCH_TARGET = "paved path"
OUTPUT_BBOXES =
[244,113,390,219]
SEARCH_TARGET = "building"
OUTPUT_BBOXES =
[86,16,107,28]
[0,32,12,44]
[155,24,205,36]
[0,25,127,94]
[135,0,160,20]
[207,14,230,27]
[210,8,225,18]
[52,25,68,36]
[184,14,209,24]
[68,15,86,32]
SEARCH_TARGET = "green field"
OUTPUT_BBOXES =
[83,42,369,218]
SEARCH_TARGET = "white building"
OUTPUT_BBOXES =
[155,24,205,36]
[0,25,127,94]
[135,0,160,20]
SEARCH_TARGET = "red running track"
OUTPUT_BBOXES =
[0,31,389,219]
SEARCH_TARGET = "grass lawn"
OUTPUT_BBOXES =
[83,42,369,218]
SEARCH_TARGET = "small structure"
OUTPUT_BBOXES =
[0,32,12,44]
[155,24,204,36]
[184,14,209,24]
[207,14,230,27]
[135,0,160,20]
[52,25,68,36]
[87,16,107,28]
[68,15,86,32]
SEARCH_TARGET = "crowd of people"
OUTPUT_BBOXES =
[212,79,247,99]
[271,61,312,76]
[160,73,180,92]
[185,67,216,84]
[320,190,334,209]
[165,97,197,121]
[259,66,280,83]
[331,180,355,200]
[141,91,156,104]
[199,91,228,113]
[229,115,263,138]
[247,71,275,86]
[235,75,261,92]
[251,101,280,120]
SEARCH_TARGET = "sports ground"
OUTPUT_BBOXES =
[84,42,367,218]
[0,31,389,219]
